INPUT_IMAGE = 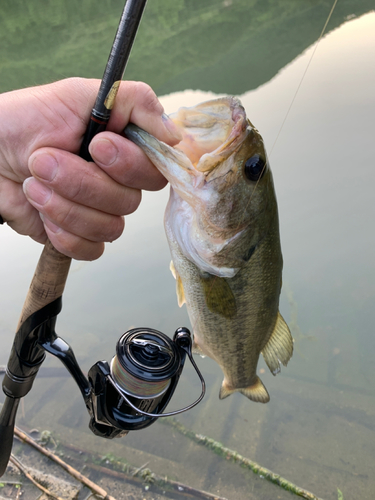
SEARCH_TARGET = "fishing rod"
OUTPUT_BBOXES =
[0,0,205,477]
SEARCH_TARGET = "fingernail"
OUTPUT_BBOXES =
[39,212,60,234]
[162,113,182,141]
[30,153,58,181]
[89,138,118,165]
[43,216,61,234]
[23,177,52,206]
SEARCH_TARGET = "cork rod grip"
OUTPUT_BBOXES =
[17,240,71,330]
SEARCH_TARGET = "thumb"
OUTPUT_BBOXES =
[108,81,182,145]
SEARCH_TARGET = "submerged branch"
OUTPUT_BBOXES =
[14,425,228,500]
[162,418,324,500]
[9,455,63,500]
[14,426,116,500]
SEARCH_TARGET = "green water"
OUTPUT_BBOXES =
[1,1,375,499]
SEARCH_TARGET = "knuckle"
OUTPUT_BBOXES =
[147,174,168,192]
[65,175,86,203]
[53,203,79,229]
[132,82,163,114]
[91,214,125,243]
[50,233,104,261]
[122,189,142,215]
[106,215,125,242]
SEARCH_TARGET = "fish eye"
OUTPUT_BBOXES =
[244,155,266,182]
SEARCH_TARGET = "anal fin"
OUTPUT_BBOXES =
[262,311,294,375]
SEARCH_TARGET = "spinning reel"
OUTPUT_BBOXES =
[0,297,205,474]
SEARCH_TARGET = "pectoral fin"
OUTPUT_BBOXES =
[201,274,237,319]
[262,312,294,375]
[170,261,186,307]
[169,260,177,279]
[219,377,270,403]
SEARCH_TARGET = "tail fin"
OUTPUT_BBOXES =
[219,376,270,403]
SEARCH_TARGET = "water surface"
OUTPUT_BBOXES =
[1,2,375,499]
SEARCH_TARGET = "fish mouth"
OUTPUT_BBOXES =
[124,97,248,181]
[124,97,250,209]
[170,96,248,173]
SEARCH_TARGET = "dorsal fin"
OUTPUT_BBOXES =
[261,312,293,375]
[201,274,237,319]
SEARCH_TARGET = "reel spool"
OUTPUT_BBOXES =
[111,329,179,412]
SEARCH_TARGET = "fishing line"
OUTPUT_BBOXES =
[241,0,339,199]
[244,0,339,214]
[269,0,339,157]
[189,0,339,350]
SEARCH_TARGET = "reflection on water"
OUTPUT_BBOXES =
[1,2,375,499]
[0,0,374,94]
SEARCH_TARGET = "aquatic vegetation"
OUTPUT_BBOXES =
[163,417,323,500]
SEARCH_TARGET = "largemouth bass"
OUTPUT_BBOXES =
[125,97,293,403]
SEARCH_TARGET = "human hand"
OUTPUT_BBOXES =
[0,78,180,260]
